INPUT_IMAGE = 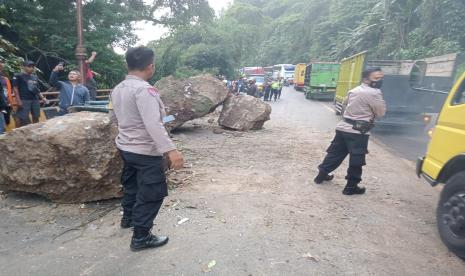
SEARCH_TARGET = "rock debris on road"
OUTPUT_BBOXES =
[0,87,464,275]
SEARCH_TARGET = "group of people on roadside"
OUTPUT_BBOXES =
[263,77,284,102]
[229,77,255,96]
[228,76,285,102]
[0,52,98,134]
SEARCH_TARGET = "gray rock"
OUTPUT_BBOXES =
[0,112,122,203]
[155,75,229,129]
[219,95,271,131]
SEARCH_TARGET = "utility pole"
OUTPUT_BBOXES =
[75,0,86,84]
[378,0,390,58]
[384,0,389,21]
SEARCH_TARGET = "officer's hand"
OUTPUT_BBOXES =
[167,150,184,170]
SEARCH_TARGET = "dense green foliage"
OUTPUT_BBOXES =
[0,0,212,87]
[2,0,464,85]
[152,0,465,79]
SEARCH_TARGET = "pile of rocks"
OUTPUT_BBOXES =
[155,75,271,131]
[0,74,271,202]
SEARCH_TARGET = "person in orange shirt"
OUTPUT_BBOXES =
[0,61,16,131]
[0,78,7,134]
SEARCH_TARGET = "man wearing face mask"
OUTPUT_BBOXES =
[314,67,386,195]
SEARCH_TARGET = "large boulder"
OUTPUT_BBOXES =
[155,75,229,129]
[0,112,122,203]
[219,95,272,131]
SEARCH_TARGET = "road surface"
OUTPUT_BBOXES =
[1,87,464,275]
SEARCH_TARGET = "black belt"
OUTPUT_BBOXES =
[344,118,357,125]
[343,118,374,134]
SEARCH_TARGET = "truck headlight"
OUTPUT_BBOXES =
[428,127,435,138]
[424,115,432,124]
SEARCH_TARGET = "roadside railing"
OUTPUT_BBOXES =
[42,89,111,104]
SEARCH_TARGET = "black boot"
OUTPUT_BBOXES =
[342,182,366,195]
[120,217,132,229]
[130,227,169,252]
[314,172,334,184]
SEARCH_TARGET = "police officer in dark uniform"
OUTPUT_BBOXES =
[110,46,184,251]
[314,67,386,195]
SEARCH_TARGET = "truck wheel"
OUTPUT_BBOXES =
[437,171,465,259]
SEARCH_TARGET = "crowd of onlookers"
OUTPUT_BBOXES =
[0,52,98,134]
[227,76,285,102]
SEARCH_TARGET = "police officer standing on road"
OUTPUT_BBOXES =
[277,76,284,100]
[110,46,184,251]
[314,67,386,195]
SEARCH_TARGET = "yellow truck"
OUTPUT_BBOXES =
[334,52,458,128]
[293,63,306,91]
[334,52,366,115]
[417,71,465,259]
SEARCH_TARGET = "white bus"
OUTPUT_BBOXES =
[272,64,296,83]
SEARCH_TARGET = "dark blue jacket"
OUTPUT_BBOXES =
[50,71,90,113]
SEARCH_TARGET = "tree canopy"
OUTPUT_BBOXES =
[1,0,464,86]
[0,0,213,87]
[151,0,465,80]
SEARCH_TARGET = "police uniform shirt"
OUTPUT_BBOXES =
[110,75,176,156]
[336,83,386,134]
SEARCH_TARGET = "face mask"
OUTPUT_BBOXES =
[370,79,383,89]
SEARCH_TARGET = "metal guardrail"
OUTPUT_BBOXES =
[42,89,111,103]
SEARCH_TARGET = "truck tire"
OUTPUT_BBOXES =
[437,171,465,259]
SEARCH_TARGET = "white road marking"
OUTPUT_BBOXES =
[319,102,334,113]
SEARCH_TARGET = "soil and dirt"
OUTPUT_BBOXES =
[0,87,464,275]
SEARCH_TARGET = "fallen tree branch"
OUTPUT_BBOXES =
[51,204,119,243]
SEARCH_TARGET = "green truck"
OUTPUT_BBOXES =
[304,62,340,100]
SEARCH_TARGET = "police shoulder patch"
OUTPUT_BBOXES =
[147,87,159,97]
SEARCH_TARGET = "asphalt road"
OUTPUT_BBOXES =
[1,86,464,275]
[280,87,432,161]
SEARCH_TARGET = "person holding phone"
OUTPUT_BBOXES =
[84,51,98,100]
[49,62,90,115]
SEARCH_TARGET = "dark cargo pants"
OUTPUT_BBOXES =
[264,89,271,101]
[85,78,98,101]
[318,130,369,186]
[119,150,168,230]
[270,89,278,101]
